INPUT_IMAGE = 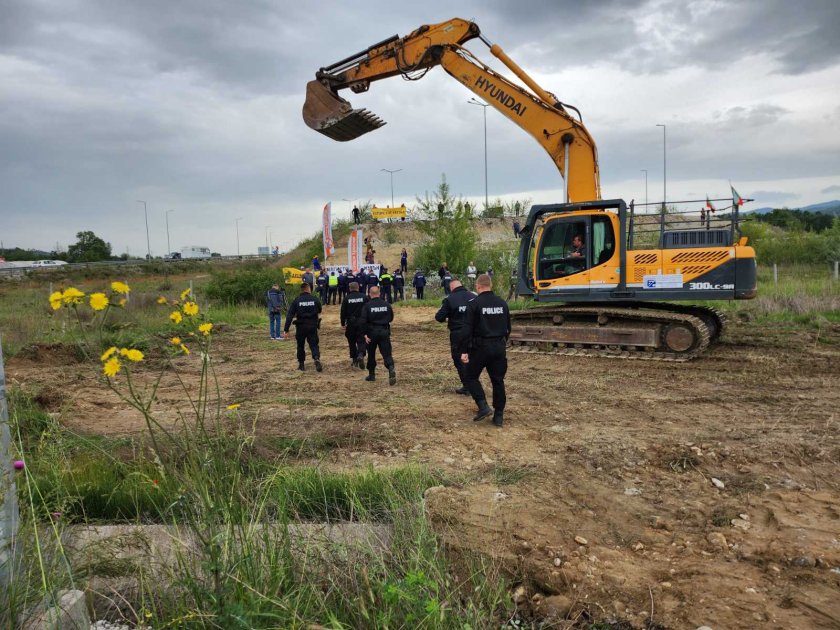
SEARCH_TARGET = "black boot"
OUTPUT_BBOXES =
[314,359,323,372]
[388,366,397,386]
[455,387,469,396]
[357,356,366,370]
[297,362,305,372]
[365,370,375,382]
[492,410,504,427]
[473,401,492,422]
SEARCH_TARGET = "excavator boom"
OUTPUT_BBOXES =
[303,18,601,202]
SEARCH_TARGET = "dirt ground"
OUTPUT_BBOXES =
[7,306,840,630]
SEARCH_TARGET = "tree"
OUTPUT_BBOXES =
[413,175,478,274]
[66,231,112,262]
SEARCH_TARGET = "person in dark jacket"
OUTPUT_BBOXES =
[459,274,511,427]
[312,255,322,272]
[379,268,394,303]
[316,271,328,304]
[434,279,475,394]
[301,268,315,291]
[400,248,408,273]
[393,269,405,302]
[361,286,396,385]
[337,270,349,304]
[284,283,323,372]
[358,269,368,295]
[412,269,426,299]
[441,268,453,296]
[340,281,369,369]
[352,206,361,225]
[266,283,287,340]
[366,270,379,295]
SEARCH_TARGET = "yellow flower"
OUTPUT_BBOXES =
[170,337,181,345]
[61,287,85,305]
[124,349,144,362]
[100,346,117,361]
[89,292,109,311]
[103,357,121,377]
[226,403,241,410]
[198,322,213,336]
[179,344,190,355]
[180,288,192,301]
[111,281,130,295]
[118,297,127,306]
[169,311,183,324]
[182,302,199,316]
[156,296,168,304]
[49,291,63,310]
[119,348,129,357]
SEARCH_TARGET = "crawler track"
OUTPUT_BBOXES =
[508,304,722,361]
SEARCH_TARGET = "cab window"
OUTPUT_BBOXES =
[537,220,586,280]
[591,216,615,266]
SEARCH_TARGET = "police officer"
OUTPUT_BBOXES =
[361,286,396,385]
[435,279,475,395]
[393,268,405,302]
[340,281,369,369]
[366,269,379,296]
[441,267,453,296]
[327,271,339,305]
[459,273,511,427]
[316,271,328,303]
[412,268,426,299]
[379,267,394,303]
[284,282,323,372]
[338,270,350,304]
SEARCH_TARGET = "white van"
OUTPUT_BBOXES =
[30,260,68,268]
[181,246,211,259]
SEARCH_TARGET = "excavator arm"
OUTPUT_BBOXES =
[303,18,601,202]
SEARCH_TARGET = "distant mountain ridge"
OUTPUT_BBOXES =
[746,200,840,216]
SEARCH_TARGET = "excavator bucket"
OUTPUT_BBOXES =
[302,80,386,142]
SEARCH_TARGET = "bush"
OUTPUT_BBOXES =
[205,266,296,306]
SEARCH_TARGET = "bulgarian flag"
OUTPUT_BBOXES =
[705,195,716,213]
[731,185,744,207]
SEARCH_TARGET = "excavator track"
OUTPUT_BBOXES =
[508,304,716,361]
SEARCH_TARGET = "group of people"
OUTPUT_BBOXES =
[267,271,511,427]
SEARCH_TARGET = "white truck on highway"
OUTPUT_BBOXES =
[180,246,211,259]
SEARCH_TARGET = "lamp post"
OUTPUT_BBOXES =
[641,169,648,207]
[380,168,402,207]
[468,98,489,211]
[264,225,271,254]
[137,200,151,260]
[165,210,174,257]
[342,198,358,216]
[235,217,243,256]
[655,124,666,208]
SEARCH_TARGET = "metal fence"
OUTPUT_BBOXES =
[0,338,18,590]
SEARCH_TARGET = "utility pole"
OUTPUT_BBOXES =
[656,124,667,209]
[264,226,271,254]
[468,98,490,211]
[235,217,243,256]
[641,169,648,207]
[137,200,151,260]
[165,210,174,256]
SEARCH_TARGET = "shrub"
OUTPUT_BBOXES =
[205,266,294,306]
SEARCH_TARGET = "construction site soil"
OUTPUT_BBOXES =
[7,307,840,629]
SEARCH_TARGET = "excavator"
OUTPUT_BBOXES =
[303,18,757,360]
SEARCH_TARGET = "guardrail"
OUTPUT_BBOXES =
[0,254,287,276]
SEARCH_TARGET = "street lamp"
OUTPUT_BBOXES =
[641,169,648,207]
[656,124,666,208]
[264,225,271,254]
[342,198,358,214]
[137,200,151,260]
[235,217,243,256]
[165,210,174,257]
[468,98,489,211]
[380,168,402,207]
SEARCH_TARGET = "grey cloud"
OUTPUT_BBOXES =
[712,104,789,129]
[750,190,800,204]
[820,184,840,194]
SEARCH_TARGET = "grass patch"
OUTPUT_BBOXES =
[492,463,534,485]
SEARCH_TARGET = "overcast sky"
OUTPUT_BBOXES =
[2,0,839,256]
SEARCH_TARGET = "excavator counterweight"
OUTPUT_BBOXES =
[303,80,385,141]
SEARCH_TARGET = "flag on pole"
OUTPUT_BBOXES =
[705,195,716,213]
[731,185,744,207]
[348,228,363,272]
[322,202,334,259]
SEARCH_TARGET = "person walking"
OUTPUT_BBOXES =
[459,273,511,427]
[327,271,339,305]
[435,279,475,395]
[284,282,323,372]
[316,271,329,304]
[412,268,426,299]
[366,269,379,296]
[441,267,453,296]
[340,281,369,369]
[266,283,287,340]
[393,268,405,302]
[352,206,361,225]
[438,262,448,286]
[400,248,408,273]
[357,268,368,295]
[338,270,350,304]
[361,286,396,385]
[301,268,315,291]
[379,267,394,303]
[507,268,519,302]
[513,220,521,239]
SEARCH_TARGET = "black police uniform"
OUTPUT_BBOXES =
[361,296,396,384]
[459,290,511,425]
[316,274,328,303]
[337,273,349,304]
[284,291,323,371]
[379,271,394,303]
[340,289,369,368]
[366,273,379,295]
[434,285,475,393]
[393,270,405,301]
[412,271,426,299]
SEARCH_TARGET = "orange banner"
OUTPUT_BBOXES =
[348,228,362,272]
[322,202,334,258]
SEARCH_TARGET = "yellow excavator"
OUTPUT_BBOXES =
[303,18,757,360]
